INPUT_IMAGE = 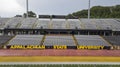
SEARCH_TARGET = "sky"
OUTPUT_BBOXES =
[0,0,120,17]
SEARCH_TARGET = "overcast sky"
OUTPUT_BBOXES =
[0,0,120,17]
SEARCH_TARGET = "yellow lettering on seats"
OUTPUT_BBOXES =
[53,45,67,49]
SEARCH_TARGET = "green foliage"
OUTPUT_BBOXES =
[68,5,120,18]
[23,11,36,18]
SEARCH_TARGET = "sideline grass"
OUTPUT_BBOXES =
[0,56,120,62]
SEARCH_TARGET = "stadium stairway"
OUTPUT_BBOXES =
[102,36,120,49]
[72,35,78,46]
[100,36,113,49]
[50,22,53,29]
[32,22,38,29]
[40,35,46,45]
[49,19,52,29]
[79,19,85,29]
[66,20,70,29]
[32,19,39,29]
[15,18,25,28]
[15,23,21,28]
[2,35,16,49]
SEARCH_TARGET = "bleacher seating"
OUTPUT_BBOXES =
[116,19,120,22]
[0,18,10,29]
[51,19,67,29]
[19,18,37,29]
[0,17,120,32]
[103,36,120,46]
[7,35,43,46]
[80,19,120,30]
[67,19,81,29]
[35,19,50,29]
[80,19,98,29]
[100,19,120,31]
[0,35,119,49]
[43,35,76,46]
[0,36,13,45]
[6,17,23,28]
[75,35,110,46]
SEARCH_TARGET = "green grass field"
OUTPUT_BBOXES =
[0,64,120,67]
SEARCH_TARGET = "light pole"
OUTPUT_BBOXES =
[26,0,29,18]
[88,0,91,22]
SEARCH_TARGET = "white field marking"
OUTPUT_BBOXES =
[0,62,120,65]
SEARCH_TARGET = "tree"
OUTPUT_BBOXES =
[23,11,37,18]
[15,15,22,17]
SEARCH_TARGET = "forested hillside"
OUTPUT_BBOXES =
[67,5,120,18]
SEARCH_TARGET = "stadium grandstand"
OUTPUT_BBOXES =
[0,15,120,50]
[0,0,120,66]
